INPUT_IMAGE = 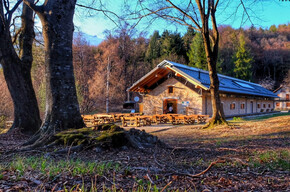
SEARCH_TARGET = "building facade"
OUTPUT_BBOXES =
[274,85,290,110]
[129,60,278,117]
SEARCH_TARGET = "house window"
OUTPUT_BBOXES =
[268,104,271,108]
[241,103,245,109]
[257,104,261,108]
[168,86,174,93]
[286,103,290,107]
[276,103,280,107]
[286,94,290,100]
[263,104,266,108]
[230,103,235,110]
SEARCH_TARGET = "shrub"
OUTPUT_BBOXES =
[232,116,242,121]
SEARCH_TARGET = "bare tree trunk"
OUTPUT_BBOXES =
[23,0,85,145]
[0,1,41,134]
[198,0,227,127]
[206,57,227,126]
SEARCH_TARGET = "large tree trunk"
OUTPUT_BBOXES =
[24,0,85,146]
[0,1,41,134]
[200,2,227,127]
[206,57,227,126]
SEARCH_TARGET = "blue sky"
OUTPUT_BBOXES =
[74,0,290,40]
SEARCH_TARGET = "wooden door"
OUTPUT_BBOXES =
[139,103,143,113]
[163,99,178,114]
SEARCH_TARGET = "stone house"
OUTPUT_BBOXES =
[128,60,278,117]
[274,85,290,111]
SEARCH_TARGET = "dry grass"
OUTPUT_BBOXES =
[128,115,290,148]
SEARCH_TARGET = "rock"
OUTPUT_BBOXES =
[31,179,42,185]
[121,146,128,150]
[95,147,103,153]
[141,143,154,148]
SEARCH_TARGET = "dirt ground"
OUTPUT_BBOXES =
[127,115,289,149]
[0,114,289,191]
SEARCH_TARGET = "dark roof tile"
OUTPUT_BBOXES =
[164,60,278,98]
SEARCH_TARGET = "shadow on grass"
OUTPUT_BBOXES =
[150,128,172,133]
[166,130,289,157]
[167,132,290,171]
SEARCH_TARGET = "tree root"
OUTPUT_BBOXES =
[163,159,226,179]
[22,133,55,150]
[19,125,167,152]
[182,159,226,178]
[203,118,228,129]
[22,133,40,146]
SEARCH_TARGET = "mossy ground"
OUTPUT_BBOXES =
[54,124,127,148]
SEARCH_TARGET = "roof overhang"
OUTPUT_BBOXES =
[128,60,209,93]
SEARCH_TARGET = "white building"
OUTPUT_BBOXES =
[274,85,290,110]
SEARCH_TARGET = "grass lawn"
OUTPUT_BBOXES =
[0,113,289,191]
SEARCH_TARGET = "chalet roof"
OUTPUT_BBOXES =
[128,60,278,98]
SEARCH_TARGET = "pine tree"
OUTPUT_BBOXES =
[183,27,196,52]
[269,25,277,33]
[145,31,161,66]
[232,34,253,80]
[159,31,186,63]
[187,33,207,70]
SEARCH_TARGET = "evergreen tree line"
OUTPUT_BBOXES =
[146,24,289,84]
[0,24,289,121]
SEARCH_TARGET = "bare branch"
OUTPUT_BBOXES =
[9,0,21,15]
[3,0,9,12]
[76,3,120,27]
[214,0,219,10]
[23,0,43,13]
[155,12,200,31]
[12,28,22,44]
[166,0,201,29]
[127,6,173,21]
[210,1,218,39]
[218,2,242,25]
[7,0,22,25]
[196,0,204,27]
[240,0,253,26]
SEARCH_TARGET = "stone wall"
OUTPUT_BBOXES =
[141,77,275,116]
[205,95,275,116]
[142,78,203,115]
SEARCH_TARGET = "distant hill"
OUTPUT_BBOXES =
[73,32,103,46]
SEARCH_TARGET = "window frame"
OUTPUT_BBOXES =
[230,102,236,110]
[240,103,245,109]
[168,86,174,94]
